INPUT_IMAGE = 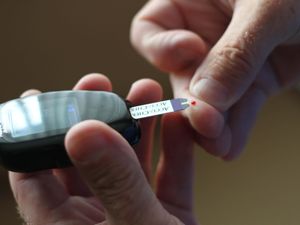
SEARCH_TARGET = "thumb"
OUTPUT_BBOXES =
[190,1,291,111]
[65,120,176,225]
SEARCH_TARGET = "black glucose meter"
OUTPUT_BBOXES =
[0,91,140,172]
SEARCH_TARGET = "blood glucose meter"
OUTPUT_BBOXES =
[0,90,190,172]
[0,91,140,172]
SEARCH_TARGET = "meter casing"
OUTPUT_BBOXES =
[0,91,140,172]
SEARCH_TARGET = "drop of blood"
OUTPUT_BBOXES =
[191,101,196,106]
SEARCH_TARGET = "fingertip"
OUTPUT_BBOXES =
[186,100,224,139]
[145,30,207,74]
[73,73,112,91]
[221,130,246,161]
[21,89,41,97]
[222,152,241,161]
[65,120,115,162]
[222,139,244,161]
[221,86,267,161]
[65,120,136,163]
[128,78,163,104]
[190,78,232,111]
[196,125,231,158]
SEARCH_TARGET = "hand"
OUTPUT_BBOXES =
[131,0,300,159]
[10,74,198,225]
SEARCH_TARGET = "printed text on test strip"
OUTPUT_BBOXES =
[129,98,190,119]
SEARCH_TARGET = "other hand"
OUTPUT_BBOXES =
[131,0,300,159]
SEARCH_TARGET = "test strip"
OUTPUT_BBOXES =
[129,98,189,119]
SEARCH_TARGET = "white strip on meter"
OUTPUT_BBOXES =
[129,98,189,119]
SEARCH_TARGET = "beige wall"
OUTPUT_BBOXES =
[0,1,299,224]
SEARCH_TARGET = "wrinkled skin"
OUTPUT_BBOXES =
[131,0,300,160]
[10,74,198,225]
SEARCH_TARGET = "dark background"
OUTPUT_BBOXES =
[1,1,300,224]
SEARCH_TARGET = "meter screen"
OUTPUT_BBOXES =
[2,95,80,140]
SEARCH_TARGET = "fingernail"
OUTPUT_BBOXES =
[191,78,228,109]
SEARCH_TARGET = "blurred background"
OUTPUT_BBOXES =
[0,1,300,224]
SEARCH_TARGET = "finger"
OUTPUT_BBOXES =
[195,125,232,158]
[65,121,174,225]
[156,113,196,224]
[20,89,41,97]
[271,44,300,88]
[195,60,275,158]
[130,0,207,75]
[54,73,113,196]
[189,1,294,111]
[217,86,266,160]
[169,74,230,157]
[73,73,112,91]
[126,79,162,180]
[170,74,224,139]
[189,84,265,160]
[223,80,268,160]
[9,171,68,224]
[10,170,104,224]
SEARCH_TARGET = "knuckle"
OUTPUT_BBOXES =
[217,44,254,75]
[152,31,202,74]
[212,44,255,88]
